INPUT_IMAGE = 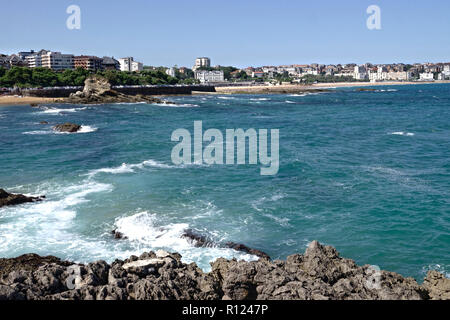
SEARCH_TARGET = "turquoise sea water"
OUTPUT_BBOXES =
[0,84,449,281]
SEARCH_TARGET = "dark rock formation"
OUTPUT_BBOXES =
[0,189,44,208]
[39,121,49,125]
[0,241,447,300]
[181,229,215,248]
[53,123,81,133]
[66,75,164,105]
[111,230,127,240]
[180,229,269,259]
[225,242,270,260]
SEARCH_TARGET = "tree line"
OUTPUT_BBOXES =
[0,67,182,88]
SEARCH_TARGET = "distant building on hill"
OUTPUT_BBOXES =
[74,55,103,71]
[119,57,143,72]
[25,49,49,68]
[195,70,224,83]
[41,51,74,70]
[193,57,211,71]
[166,67,176,77]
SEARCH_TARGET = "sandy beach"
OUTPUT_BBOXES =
[0,96,64,106]
[215,80,450,94]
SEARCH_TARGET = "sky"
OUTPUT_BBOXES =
[1,0,450,68]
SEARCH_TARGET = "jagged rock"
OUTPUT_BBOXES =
[0,241,447,300]
[53,123,81,133]
[66,75,164,105]
[422,270,450,300]
[0,189,44,208]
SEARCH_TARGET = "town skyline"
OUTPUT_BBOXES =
[2,0,450,67]
[1,48,450,70]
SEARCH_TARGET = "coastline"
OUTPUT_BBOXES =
[0,240,448,300]
[215,80,450,94]
[1,81,449,106]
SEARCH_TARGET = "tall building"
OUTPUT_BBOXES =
[193,57,211,70]
[74,55,103,71]
[41,51,74,71]
[119,57,143,72]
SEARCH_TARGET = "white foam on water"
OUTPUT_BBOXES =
[77,125,98,133]
[285,100,295,104]
[113,211,258,271]
[86,159,174,178]
[389,131,415,136]
[153,103,199,108]
[23,130,52,135]
[250,98,270,101]
[0,181,113,255]
[37,106,88,115]
[218,96,235,100]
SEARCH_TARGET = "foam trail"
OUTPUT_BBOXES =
[113,211,258,271]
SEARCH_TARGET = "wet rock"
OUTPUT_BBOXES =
[225,242,270,260]
[181,229,215,247]
[39,121,48,124]
[111,229,127,239]
[0,189,44,208]
[53,123,81,133]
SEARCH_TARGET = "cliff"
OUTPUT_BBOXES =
[0,241,448,300]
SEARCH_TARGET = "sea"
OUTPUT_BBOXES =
[0,84,449,281]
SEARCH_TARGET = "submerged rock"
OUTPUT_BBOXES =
[53,123,81,133]
[0,240,445,300]
[0,189,44,208]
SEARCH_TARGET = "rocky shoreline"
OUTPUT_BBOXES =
[0,241,448,300]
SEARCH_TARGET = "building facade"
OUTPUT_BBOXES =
[74,56,103,71]
[102,57,120,70]
[41,52,74,70]
[119,57,143,72]
[194,70,224,83]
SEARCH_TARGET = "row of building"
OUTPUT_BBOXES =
[240,62,450,82]
[0,49,144,72]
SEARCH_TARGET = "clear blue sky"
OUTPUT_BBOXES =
[2,0,450,67]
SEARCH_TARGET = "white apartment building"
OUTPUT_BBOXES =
[419,72,435,81]
[194,70,224,83]
[369,69,412,82]
[193,57,211,70]
[166,67,176,77]
[119,57,143,72]
[354,66,368,80]
[41,51,74,70]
